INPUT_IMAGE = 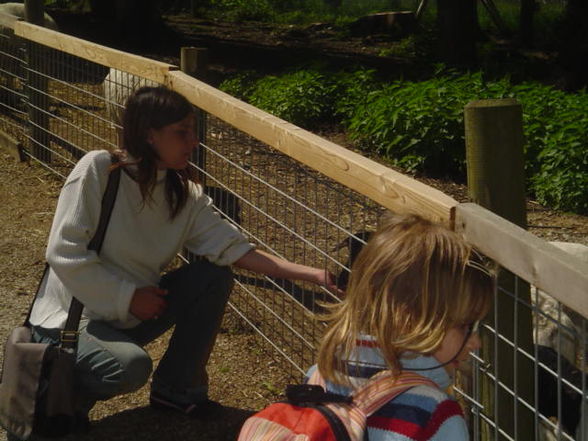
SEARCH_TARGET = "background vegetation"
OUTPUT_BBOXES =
[42,0,587,214]
[220,68,588,214]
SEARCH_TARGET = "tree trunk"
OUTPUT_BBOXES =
[436,0,477,65]
[558,0,588,89]
[519,0,535,46]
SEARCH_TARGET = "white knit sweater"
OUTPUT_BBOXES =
[30,150,253,329]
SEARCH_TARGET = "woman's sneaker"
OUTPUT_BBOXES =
[149,390,224,419]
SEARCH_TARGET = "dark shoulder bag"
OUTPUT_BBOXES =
[0,162,121,440]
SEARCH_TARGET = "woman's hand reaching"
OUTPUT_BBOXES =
[130,286,168,321]
[314,268,345,297]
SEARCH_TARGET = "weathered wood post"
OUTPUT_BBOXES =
[181,46,208,185]
[464,98,534,441]
[24,0,50,162]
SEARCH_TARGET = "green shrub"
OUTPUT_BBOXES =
[220,68,588,213]
[514,85,588,213]
[210,0,274,21]
[345,72,482,176]
[247,70,336,128]
[343,72,587,213]
[332,69,380,118]
[219,72,258,100]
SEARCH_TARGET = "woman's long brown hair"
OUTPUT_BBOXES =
[115,86,196,219]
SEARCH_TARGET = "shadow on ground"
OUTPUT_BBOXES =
[77,405,252,441]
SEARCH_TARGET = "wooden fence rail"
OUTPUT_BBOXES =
[7,19,588,314]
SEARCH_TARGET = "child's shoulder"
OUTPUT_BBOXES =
[369,385,466,440]
[378,383,460,414]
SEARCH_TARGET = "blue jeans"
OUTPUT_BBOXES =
[32,261,234,413]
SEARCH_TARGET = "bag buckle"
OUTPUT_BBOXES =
[286,384,352,404]
[60,330,79,344]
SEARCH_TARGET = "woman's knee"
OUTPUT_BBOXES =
[117,349,153,394]
[77,335,153,398]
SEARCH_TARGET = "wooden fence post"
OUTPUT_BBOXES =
[464,98,534,441]
[181,47,208,186]
[24,0,50,162]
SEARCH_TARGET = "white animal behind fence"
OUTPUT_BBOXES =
[534,241,588,441]
[102,68,158,126]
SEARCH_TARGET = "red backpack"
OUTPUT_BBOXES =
[237,369,435,441]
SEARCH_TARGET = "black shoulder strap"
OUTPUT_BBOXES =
[313,404,352,441]
[61,163,121,350]
[24,157,121,351]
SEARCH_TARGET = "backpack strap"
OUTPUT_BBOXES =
[308,368,436,417]
[351,370,436,416]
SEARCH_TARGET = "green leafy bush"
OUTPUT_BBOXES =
[247,70,336,128]
[345,72,481,176]
[210,0,274,21]
[220,68,588,213]
[219,72,259,100]
[332,69,380,118]
[513,84,588,213]
[344,72,587,212]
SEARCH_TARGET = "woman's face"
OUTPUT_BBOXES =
[148,113,198,170]
[433,321,481,375]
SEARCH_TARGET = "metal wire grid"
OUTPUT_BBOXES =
[23,43,118,176]
[0,39,159,177]
[453,270,588,441]
[200,116,386,376]
[0,28,27,141]
[1,36,387,378]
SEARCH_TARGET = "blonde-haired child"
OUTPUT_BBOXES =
[307,214,494,441]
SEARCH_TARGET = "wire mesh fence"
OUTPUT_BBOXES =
[0,20,27,143]
[1,18,587,441]
[201,116,385,375]
[452,239,588,441]
[0,27,387,379]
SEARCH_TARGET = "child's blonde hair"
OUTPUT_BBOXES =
[317,214,494,385]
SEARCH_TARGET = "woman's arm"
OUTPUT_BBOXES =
[46,151,136,322]
[233,249,341,294]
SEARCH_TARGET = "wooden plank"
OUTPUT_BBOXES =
[0,129,24,161]
[13,22,177,83]
[455,203,588,318]
[0,12,20,29]
[167,71,458,224]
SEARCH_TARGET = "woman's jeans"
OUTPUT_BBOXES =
[31,261,234,413]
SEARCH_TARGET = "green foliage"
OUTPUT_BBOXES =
[346,72,474,176]
[247,70,336,128]
[219,72,259,100]
[512,84,588,213]
[332,69,380,117]
[345,72,587,212]
[209,0,274,21]
[204,0,420,25]
[220,68,588,213]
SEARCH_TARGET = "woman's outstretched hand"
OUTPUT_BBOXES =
[130,286,168,321]
[315,268,345,297]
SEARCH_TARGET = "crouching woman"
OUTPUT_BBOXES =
[24,86,337,438]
